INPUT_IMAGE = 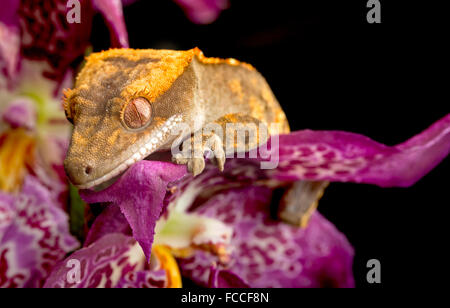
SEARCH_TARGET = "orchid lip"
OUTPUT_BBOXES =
[75,115,183,190]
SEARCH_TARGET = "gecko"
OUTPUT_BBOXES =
[63,47,326,226]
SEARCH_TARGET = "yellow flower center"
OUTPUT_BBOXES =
[0,129,35,192]
[151,245,182,288]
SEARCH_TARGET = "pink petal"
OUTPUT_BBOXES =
[0,0,20,78]
[18,0,95,82]
[0,176,78,288]
[178,186,355,288]
[84,204,131,247]
[1,98,36,130]
[208,267,249,288]
[174,0,229,24]
[80,161,186,261]
[44,233,165,288]
[264,113,450,187]
[93,0,129,47]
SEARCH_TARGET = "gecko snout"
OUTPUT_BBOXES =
[63,156,97,188]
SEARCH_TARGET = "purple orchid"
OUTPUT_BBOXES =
[44,114,449,288]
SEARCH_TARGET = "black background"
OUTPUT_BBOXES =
[90,0,449,288]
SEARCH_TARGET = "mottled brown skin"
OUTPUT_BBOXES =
[64,48,289,188]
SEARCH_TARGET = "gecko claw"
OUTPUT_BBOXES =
[211,147,225,171]
[206,133,226,172]
[188,157,206,176]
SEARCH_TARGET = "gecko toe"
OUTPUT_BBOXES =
[206,133,226,172]
[212,147,225,172]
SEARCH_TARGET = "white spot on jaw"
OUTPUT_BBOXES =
[76,115,184,189]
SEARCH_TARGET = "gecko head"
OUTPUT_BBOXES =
[63,48,197,190]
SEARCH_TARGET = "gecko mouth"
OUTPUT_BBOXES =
[76,115,183,190]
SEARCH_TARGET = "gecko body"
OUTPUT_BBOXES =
[64,48,289,190]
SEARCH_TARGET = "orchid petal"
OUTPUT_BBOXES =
[93,0,129,48]
[0,176,78,288]
[262,113,450,187]
[84,204,131,247]
[208,267,249,288]
[0,0,20,78]
[174,0,229,24]
[2,0,129,86]
[115,269,169,288]
[154,210,232,263]
[1,98,36,130]
[45,233,174,288]
[44,233,148,288]
[17,0,95,83]
[178,186,355,288]
[80,161,186,261]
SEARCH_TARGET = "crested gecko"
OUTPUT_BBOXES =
[63,47,325,226]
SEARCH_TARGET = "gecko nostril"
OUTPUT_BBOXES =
[84,165,92,175]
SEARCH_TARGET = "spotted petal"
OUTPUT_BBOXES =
[263,113,450,187]
[44,233,168,288]
[178,186,355,288]
[1,0,130,84]
[208,267,249,288]
[0,176,78,288]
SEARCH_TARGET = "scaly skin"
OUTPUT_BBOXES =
[63,48,289,189]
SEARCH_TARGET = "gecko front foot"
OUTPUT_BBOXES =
[172,132,226,176]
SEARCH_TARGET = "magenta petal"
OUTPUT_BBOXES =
[17,0,95,83]
[115,269,168,288]
[0,194,15,236]
[84,204,131,247]
[0,0,20,78]
[208,267,249,288]
[80,161,186,261]
[44,233,153,288]
[178,186,355,288]
[264,114,450,187]
[0,176,78,288]
[93,0,129,47]
[174,0,229,24]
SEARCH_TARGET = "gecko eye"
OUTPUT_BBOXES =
[122,97,153,130]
